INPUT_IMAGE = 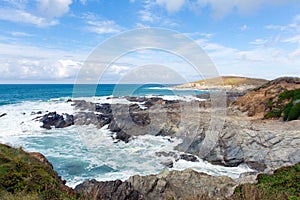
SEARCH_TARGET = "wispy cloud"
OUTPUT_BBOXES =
[37,0,73,18]
[250,39,268,45]
[0,0,73,27]
[87,20,122,34]
[240,25,249,31]
[10,31,34,37]
[81,12,123,34]
[156,0,186,13]
[0,8,58,27]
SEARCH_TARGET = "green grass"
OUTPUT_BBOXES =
[0,144,79,200]
[232,163,300,200]
[264,89,300,121]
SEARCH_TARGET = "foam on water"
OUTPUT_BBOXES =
[0,98,253,188]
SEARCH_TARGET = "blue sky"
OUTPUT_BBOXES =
[0,0,300,83]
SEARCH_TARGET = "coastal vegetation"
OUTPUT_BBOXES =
[264,88,300,121]
[0,144,78,200]
[232,162,300,200]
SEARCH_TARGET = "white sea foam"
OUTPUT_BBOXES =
[0,100,253,189]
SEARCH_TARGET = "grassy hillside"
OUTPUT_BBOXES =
[231,163,300,200]
[192,76,268,87]
[264,88,300,120]
[234,77,300,119]
[0,144,79,200]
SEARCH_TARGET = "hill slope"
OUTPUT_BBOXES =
[0,144,76,199]
[175,76,268,91]
[233,77,300,119]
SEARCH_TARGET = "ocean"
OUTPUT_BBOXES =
[0,84,252,187]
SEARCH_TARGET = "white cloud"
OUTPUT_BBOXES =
[0,8,58,27]
[139,10,155,22]
[283,35,300,43]
[195,35,300,79]
[290,41,300,58]
[54,59,82,78]
[137,0,179,27]
[0,43,85,83]
[87,20,122,34]
[240,25,249,31]
[156,0,186,13]
[37,0,73,18]
[138,0,158,23]
[0,0,72,27]
[250,39,268,45]
[294,14,300,22]
[151,0,293,19]
[10,31,34,37]
[108,65,130,76]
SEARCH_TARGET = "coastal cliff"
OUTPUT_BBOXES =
[1,76,299,200]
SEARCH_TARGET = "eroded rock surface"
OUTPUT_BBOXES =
[75,169,236,200]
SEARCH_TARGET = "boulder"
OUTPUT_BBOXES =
[40,112,74,129]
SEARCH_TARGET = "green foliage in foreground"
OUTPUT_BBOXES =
[232,163,300,200]
[0,144,79,200]
[264,88,300,121]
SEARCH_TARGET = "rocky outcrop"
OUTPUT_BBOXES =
[233,77,300,118]
[0,113,7,118]
[40,112,74,129]
[187,116,300,172]
[75,169,236,200]
[70,94,300,172]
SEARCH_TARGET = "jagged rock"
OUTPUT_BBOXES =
[115,130,131,143]
[155,151,180,160]
[180,153,198,162]
[160,159,174,168]
[70,94,300,173]
[75,169,236,200]
[40,112,74,129]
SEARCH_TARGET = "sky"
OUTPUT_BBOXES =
[0,0,300,83]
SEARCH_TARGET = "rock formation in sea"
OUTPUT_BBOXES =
[34,76,300,200]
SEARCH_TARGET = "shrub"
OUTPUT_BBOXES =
[232,163,300,200]
[288,102,300,121]
[264,108,282,119]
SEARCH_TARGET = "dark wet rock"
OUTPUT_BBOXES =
[0,113,7,118]
[108,119,121,132]
[129,104,150,126]
[31,111,42,115]
[155,151,179,160]
[180,153,198,162]
[160,159,173,168]
[115,130,131,143]
[40,112,74,129]
[245,161,267,172]
[125,96,147,102]
[75,179,140,200]
[95,103,112,115]
[66,99,72,102]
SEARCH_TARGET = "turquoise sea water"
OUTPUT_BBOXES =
[0,84,252,187]
[0,84,202,106]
